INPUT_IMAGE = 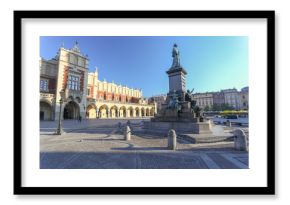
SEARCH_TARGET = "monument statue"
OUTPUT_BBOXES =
[147,44,212,135]
[194,106,202,118]
[171,43,180,68]
[167,90,182,112]
[185,89,197,111]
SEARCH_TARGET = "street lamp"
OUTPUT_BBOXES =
[56,89,65,135]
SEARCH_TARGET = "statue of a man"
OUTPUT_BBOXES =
[185,89,194,101]
[185,89,196,110]
[172,44,180,68]
[167,90,181,111]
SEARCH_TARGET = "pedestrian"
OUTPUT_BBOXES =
[79,115,82,123]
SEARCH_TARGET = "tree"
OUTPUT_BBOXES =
[220,103,235,111]
[212,103,221,111]
[204,105,210,112]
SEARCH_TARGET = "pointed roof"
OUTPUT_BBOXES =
[71,41,81,53]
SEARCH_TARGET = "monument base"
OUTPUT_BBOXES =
[153,101,199,123]
[143,121,212,134]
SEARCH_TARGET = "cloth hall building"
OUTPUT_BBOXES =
[40,42,155,121]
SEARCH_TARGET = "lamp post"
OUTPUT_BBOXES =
[56,90,65,135]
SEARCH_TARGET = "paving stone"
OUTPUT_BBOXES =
[206,153,240,169]
[40,119,249,169]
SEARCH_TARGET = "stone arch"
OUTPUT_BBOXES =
[135,107,140,117]
[110,105,118,118]
[146,108,150,116]
[150,107,155,116]
[99,104,109,118]
[40,100,53,120]
[128,106,134,118]
[63,101,80,119]
[86,104,97,119]
[119,106,126,118]
[141,107,145,117]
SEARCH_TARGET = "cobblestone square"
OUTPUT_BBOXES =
[40,119,248,169]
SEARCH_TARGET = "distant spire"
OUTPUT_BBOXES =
[95,66,98,73]
[72,41,80,53]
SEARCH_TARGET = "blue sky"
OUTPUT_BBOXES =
[40,36,248,97]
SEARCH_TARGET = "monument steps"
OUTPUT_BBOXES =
[178,134,234,144]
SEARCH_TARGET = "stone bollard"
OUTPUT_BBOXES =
[168,129,177,150]
[226,120,231,127]
[124,126,131,141]
[233,129,248,151]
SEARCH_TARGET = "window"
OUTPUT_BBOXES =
[40,79,48,91]
[69,54,77,64]
[68,75,80,90]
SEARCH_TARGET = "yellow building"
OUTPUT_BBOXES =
[40,42,155,120]
[86,69,155,119]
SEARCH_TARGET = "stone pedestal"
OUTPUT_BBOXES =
[165,109,178,118]
[144,121,212,134]
[168,129,177,150]
[167,66,187,96]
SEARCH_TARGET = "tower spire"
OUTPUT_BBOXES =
[72,41,80,53]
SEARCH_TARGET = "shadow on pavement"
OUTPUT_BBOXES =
[40,150,248,169]
[40,151,209,169]
[111,146,169,151]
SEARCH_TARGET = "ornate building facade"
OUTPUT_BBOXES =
[193,92,214,109]
[148,94,167,112]
[86,70,155,119]
[192,87,249,110]
[40,42,89,121]
[40,42,155,120]
[221,88,241,109]
[239,86,249,110]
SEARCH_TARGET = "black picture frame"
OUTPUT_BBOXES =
[14,10,275,195]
